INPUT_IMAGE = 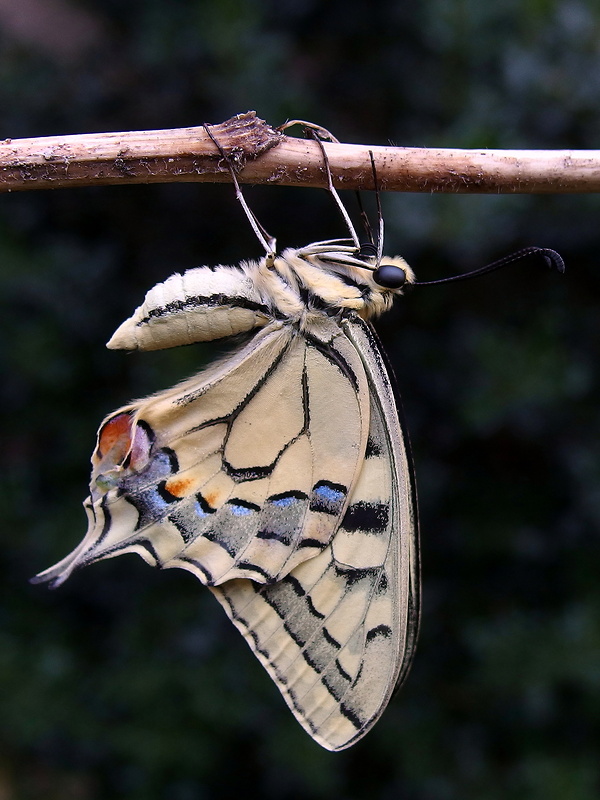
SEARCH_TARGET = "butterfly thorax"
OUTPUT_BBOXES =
[264,243,413,327]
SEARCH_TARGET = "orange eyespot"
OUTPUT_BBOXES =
[97,413,133,461]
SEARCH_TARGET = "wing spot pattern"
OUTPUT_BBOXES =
[228,499,260,516]
[342,501,389,533]
[335,658,352,683]
[195,494,216,517]
[297,537,328,550]
[136,539,161,566]
[366,624,393,642]
[119,448,177,499]
[334,564,380,587]
[365,436,382,458]
[235,561,273,581]
[256,529,291,543]
[321,672,350,703]
[305,595,326,621]
[269,490,308,507]
[128,485,176,531]
[157,482,180,504]
[322,627,341,649]
[254,492,310,547]
[259,576,327,624]
[339,703,362,731]
[93,496,112,547]
[175,556,214,583]
[310,481,347,515]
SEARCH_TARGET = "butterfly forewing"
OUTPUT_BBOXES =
[211,317,418,751]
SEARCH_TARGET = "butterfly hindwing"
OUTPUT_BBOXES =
[34,317,371,591]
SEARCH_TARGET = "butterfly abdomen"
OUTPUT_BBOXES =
[107,263,276,351]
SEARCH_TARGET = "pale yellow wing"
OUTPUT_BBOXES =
[210,316,419,751]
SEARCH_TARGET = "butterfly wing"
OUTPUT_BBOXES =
[210,315,419,751]
[33,317,372,592]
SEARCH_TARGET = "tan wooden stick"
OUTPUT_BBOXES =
[2,110,599,194]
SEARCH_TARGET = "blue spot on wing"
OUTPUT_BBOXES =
[194,493,216,518]
[268,490,308,508]
[131,487,174,529]
[310,480,347,515]
[230,504,254,516]
[272,496,296,508]
[314,484,344,503]
[194,500,210,518]
[228,499,260,516]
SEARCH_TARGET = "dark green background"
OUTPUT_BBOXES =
[1,1,599,797]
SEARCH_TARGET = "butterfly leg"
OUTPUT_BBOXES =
[203,121,276,258]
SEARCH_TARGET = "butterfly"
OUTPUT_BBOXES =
[32,225,420,750]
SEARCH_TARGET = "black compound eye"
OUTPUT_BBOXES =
[373,264,407,289]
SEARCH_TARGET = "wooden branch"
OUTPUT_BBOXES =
[2,110,600,194]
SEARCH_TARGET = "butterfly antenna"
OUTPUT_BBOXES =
[203,123,276,257]
[412,247,565,286]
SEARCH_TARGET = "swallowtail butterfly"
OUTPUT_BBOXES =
[34,233,419,751]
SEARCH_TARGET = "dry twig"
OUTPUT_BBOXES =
[1,110,600,194]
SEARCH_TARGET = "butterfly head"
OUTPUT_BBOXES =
[283,239,414,320]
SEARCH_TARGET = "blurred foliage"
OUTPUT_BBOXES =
[1,0,600,798]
